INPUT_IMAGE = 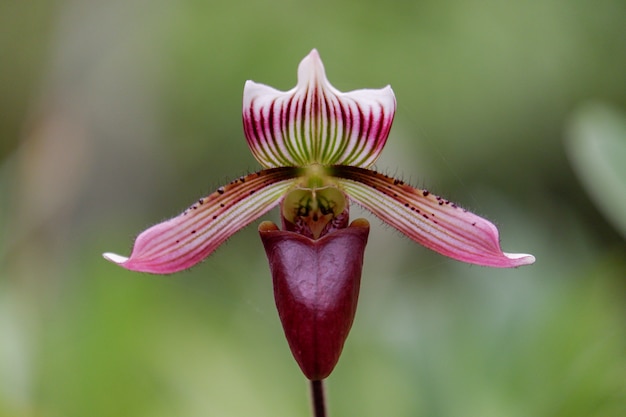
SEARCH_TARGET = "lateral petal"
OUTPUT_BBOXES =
[330,166,536,268]
[103,167,300,274]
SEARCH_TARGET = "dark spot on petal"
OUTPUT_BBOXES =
[191,230,196,234]
[422,214,429,220]
[220,203,225,207]
[198,198,204,205]
[422,190,430,197]
[217,187,225,194]
[212,215,217,219]
[404,203,410,207]
[250,190,255,195]
[472,222,476,226]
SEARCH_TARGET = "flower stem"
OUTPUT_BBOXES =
[310,379,327,417]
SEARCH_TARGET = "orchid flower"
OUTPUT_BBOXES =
[103,50,536,393]
[103,49,535,274]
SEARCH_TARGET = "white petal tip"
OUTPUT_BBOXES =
[307,48,320,58]
[103,252,129,264]
[298,49,326,84]
[504,252,536,265]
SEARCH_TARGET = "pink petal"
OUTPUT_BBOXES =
[103,168,299,274]
[243,49,396,169]
[331,166,536,268]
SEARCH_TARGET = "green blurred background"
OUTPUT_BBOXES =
[1,0,625,416]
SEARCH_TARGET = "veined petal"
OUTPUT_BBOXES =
[330,166,535,268]
[103,167,300,274]
[243,49,396,169]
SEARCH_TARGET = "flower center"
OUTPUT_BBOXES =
[281,185,349,239]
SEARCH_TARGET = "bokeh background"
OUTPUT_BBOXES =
[1,0,625,416]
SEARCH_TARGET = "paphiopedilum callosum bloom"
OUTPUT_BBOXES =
[104,49,534,381]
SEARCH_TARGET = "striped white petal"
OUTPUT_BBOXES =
[243,49,396,169]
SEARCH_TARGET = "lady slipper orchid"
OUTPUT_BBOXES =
[103,49,535,274]
[104,50,535,412]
